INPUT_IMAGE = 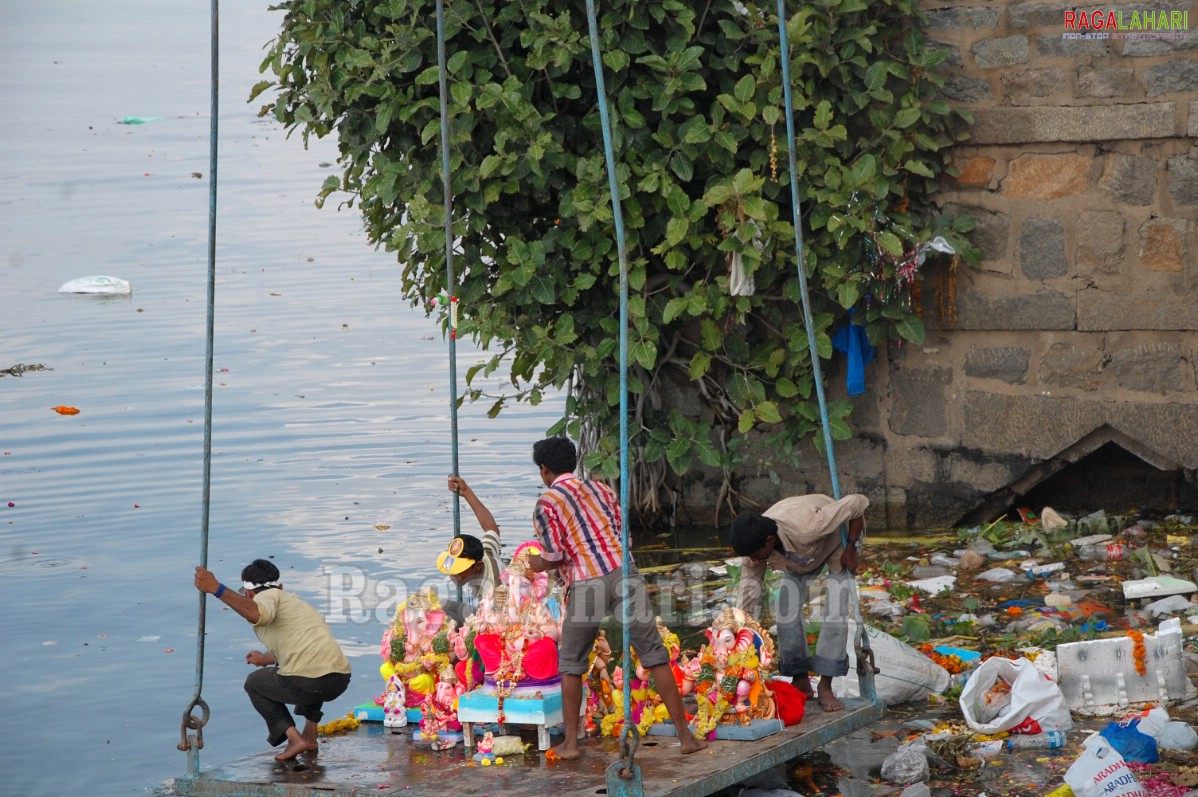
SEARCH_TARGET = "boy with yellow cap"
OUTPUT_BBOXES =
[437,475,505,627]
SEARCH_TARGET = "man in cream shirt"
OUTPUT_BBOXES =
[731,493,868,713]
[194,558,352,760]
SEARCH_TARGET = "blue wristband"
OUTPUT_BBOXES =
[215,583,226,599]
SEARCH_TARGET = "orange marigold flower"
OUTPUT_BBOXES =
[1006,606,1023,617]
[1127,630,1147,676]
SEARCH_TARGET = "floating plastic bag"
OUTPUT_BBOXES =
[976,567,1018,583]
[960,656,1073,735]
[1065,739,1145,797]
[881,738,929,785]
[58,275,132,295]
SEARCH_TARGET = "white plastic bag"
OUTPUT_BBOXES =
[834,622,950,705]
[1065,739,1147,797]
[960,656,1073,734]
[1158,721,1198,751]
[976,567,1018,583]
[880,738,929,785]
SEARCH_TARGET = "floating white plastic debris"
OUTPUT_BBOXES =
[1070,533,1113,547]
[907,574,956,594]
[1020,559,1066,576]
[1123,575,1198,601]
[1040,506,1068,530]
[58,275,132,295]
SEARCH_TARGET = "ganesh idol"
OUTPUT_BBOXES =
[683,607,779,737]
[377,586,457,718]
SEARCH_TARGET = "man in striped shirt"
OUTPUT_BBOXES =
[527,437,705,759]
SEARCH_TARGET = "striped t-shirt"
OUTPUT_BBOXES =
[533,473,623,586]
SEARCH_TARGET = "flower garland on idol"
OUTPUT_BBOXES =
[692,647,760,737]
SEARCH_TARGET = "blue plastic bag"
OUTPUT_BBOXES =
[1099,716,1159,763]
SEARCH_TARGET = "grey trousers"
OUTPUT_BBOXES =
[244,668,351,747]
[775,568,856,679]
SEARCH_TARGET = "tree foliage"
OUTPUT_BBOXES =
[255,0,977,521]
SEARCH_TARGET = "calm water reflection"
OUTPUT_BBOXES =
[1,4,562,794]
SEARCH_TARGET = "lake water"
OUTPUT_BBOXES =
[1,4,565,794]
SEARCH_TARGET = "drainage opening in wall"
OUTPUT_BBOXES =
[957,428,1198,527]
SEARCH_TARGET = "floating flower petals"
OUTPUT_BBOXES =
[52,405,80,415]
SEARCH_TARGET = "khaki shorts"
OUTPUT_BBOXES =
[558,566,668,675]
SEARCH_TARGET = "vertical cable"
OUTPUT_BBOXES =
[775,0,840,499]
[179,0,219,772]
[775,0,875,702]
[436,0,461,540]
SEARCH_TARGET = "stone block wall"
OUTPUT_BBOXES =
[697,0,1198,532]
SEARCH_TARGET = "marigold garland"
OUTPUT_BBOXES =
[1127,629,1147,676]
[388,652,451,679]
[318,712,361,735]
[692,648,759,737]
[919,644,969,675]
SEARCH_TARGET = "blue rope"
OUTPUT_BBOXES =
[584,0,633,736]
[774,0,840,502]
[180,0,219,772]
[436,0,461,538]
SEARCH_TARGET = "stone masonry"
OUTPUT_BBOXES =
[689,0,1198,531]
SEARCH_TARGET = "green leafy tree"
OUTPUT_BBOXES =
[255,0,976,523]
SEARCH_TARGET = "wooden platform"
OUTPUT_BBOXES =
[171,699,883,797]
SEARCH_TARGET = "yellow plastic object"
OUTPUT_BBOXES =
[1045,785,1073,797]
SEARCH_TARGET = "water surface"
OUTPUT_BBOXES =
[1,4,562,794]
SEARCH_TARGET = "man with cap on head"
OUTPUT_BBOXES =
[438,475,505,628]
[193,558,352,760]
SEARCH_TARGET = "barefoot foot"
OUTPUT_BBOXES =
[275,727,316,761]
[816,679,844,712]
[548,741,581,760]
[679,735,708,755]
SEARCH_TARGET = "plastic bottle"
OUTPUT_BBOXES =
[1006,730,1067,750]
[1077,543,1124,561]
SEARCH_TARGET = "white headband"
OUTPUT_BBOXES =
[243,580,280,591]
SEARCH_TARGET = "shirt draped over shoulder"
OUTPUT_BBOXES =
[252,589,352,678]
[736,493,869,616]
[532,473,623,587]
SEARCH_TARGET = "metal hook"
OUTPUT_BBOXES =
[177,697,210,752]
[855,636,880,677]
[617,725,641,779]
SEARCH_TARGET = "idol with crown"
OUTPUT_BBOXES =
[377,586,457,734]
[598,618,684,737]
[455,540,567,749]
[684,607,779,737]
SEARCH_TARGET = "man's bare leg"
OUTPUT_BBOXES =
[550,673,583,760]
[301,720,319,756]
[647,663,707,755]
